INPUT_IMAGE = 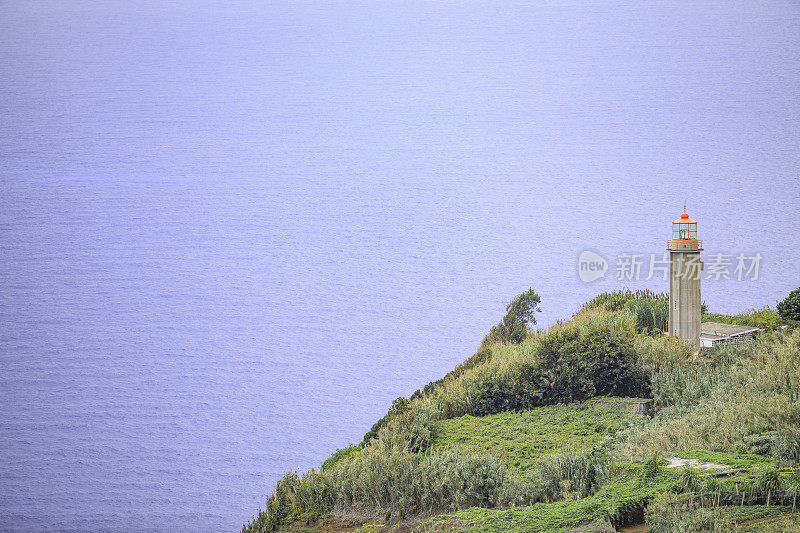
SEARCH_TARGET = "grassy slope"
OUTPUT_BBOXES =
[418,461,799,533]
[410,307,799,531]
[431,404,631,476]
[420,467,678,532]
[245,295,800,533]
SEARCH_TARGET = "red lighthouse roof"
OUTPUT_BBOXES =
[673,212,697,224]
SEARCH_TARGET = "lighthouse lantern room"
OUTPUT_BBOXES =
[667,212,702,251]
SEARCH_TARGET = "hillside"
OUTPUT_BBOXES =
[244,290,800,533]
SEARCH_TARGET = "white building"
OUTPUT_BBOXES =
[699,321,760,348]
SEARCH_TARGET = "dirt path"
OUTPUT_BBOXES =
[618,522,648,532]
[664,457,735,474]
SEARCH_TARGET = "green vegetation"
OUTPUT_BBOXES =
[431,404,630,476]
[702,306,790,330]
[617,328,800,462]
[737,515,800,532]
[645,493,796,532]
[244,288,800,533]
[492,288,542,344]
[581,289,665,312]
[470,323,649,417]
[360,397,412,446]
[421,467,679,532]
[673,449,775,469]
[779,287,800,322]
[321,445,360,471]
[581,289,670,334]
[719,504,795,523]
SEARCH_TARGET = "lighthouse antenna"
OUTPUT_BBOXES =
[683,200,687,213]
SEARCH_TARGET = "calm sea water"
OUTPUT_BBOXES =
[1,2,799,531]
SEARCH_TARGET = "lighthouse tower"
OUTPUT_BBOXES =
[668,209,703,347]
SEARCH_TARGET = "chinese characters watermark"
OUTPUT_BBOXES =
[578,251,762,282]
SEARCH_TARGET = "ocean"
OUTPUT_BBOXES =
[1,1,798,531]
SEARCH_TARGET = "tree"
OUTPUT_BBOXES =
[777,287,800,322]
[497,288,542,344]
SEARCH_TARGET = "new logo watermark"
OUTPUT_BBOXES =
[578,250,608,283]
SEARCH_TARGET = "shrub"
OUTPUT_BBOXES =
[535,448,611,502]
[650,366,722,409]
[537,326,650,404]
[742,431,777,457]
[471,372,526,416]
[634,334,696,373]
[778,287,800,322]
[331,446,508,517]
[244,448,508,532]
[628,298,668,333]
[470,325,649,416]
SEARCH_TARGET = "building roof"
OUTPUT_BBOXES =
[700,321,761,340]
[673,212,698,224]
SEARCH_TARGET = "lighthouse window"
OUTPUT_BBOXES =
[679,228,687,239]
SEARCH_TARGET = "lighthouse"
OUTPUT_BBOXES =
[668,209,703,347]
